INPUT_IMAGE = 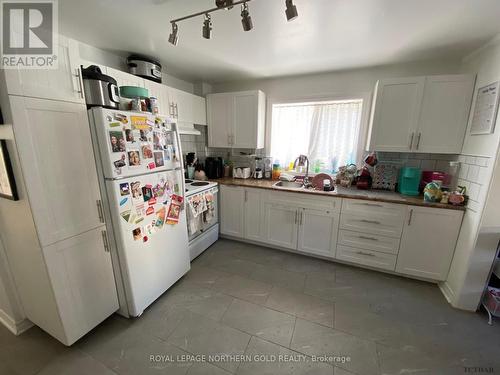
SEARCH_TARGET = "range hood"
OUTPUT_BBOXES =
[177,122,201,136]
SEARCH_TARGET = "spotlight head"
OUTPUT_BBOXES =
[285,0,298,21]
[202,14,212,39]
[241,3,253,32]
[168,23,179,46]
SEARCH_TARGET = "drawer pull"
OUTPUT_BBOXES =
[357,202,384,208]
[356,251,376,257]
[359,219,381,225]
[359,235,379,241]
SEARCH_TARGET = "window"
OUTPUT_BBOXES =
[271,99,364,173]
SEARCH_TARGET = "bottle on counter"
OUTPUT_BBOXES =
[272,160,282,180]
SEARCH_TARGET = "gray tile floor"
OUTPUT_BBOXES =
[1,238,500,375]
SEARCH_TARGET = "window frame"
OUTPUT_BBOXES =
[266,92,373,168]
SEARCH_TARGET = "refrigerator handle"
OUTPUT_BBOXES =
[173,122,186,210]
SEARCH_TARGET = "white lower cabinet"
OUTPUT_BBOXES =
[297,208,339,258]
[220,185,245,237]
[244,189,263,242]
[396,206,463,281]
[263,202,298,250]
[43,227,118,345]
[219,188,464,282]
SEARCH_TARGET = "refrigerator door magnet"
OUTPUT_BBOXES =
[128,150,141,167]
[120,182,130,196]
[154,152,164,168]
[109,131,126,153]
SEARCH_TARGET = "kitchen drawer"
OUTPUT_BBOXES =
[340,213,404,238]
[336,245,397,271]
[265,191,341,213]
[342,199,406,218]
[338,230,400,255]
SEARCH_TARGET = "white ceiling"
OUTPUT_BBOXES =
[60,0,500,83]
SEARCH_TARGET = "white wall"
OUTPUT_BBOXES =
[443,36,500,310]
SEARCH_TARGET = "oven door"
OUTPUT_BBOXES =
[187,187,219,242]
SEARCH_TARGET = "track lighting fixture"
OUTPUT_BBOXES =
[169,0,299,45]
[168,23,179,46]
[285,0,298,21]
[202,14,212,39]
[241,3,253,32]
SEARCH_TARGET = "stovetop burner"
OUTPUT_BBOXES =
[185,179,194,184]
[191,182,210,187]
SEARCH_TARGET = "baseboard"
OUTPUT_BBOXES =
[439,281,456,304]
[0,308,33,335]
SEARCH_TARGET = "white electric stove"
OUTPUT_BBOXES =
[185,179,219,261]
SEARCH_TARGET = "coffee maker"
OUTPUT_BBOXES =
[204,157,224,179]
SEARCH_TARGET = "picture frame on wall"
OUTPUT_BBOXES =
[0,140,19,201]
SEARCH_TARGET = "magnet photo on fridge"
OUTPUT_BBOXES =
[0,140,18,201]
[109,131,126,153]
[128,150,141,167]
[154,151,164,168]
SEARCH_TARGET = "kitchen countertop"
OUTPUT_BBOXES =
[213,177,466,211]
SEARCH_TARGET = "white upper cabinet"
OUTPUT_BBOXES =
[207,90,266,149]
[207,93,233,147]
[3,36,84,104]
[367,74,475,154]
[192,95,207,125]
[10,97,103,247]
[142,79,170,116]
[416,75,475,153]
[367,77,425,152]
[106,67,145,88]
[167,87,191,123]
[396,206,463,281]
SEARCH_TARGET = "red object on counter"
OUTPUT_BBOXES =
[420,171,450,190]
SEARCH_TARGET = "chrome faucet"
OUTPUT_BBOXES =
[293,155,311,186]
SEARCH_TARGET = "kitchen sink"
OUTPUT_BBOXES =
[272,181,304,190]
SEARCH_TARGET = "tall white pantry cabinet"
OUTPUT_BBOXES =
[0,35,118,345]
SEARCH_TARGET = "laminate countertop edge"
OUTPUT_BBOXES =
[212,178,467,212]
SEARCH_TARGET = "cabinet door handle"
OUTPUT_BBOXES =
[359,235,379,241]
[408,209,414,226]
[73,68,84,98]
[96,200,104,223]
[294,210,298,225]
[357,202,383,208]
[409,132,415,149]
[416,133,421,150]
[299,211,303,225]
[356,251,375,257]
[101,230,110,253]
[244,190,248,202]
[360,219,381,225]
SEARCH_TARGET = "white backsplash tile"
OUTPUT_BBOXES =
[420,159,436,170]
[458,164,469,180]
[467,165,480,181]
[468,182,481,202]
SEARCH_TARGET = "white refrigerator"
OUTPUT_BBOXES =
[88,107,190,317]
